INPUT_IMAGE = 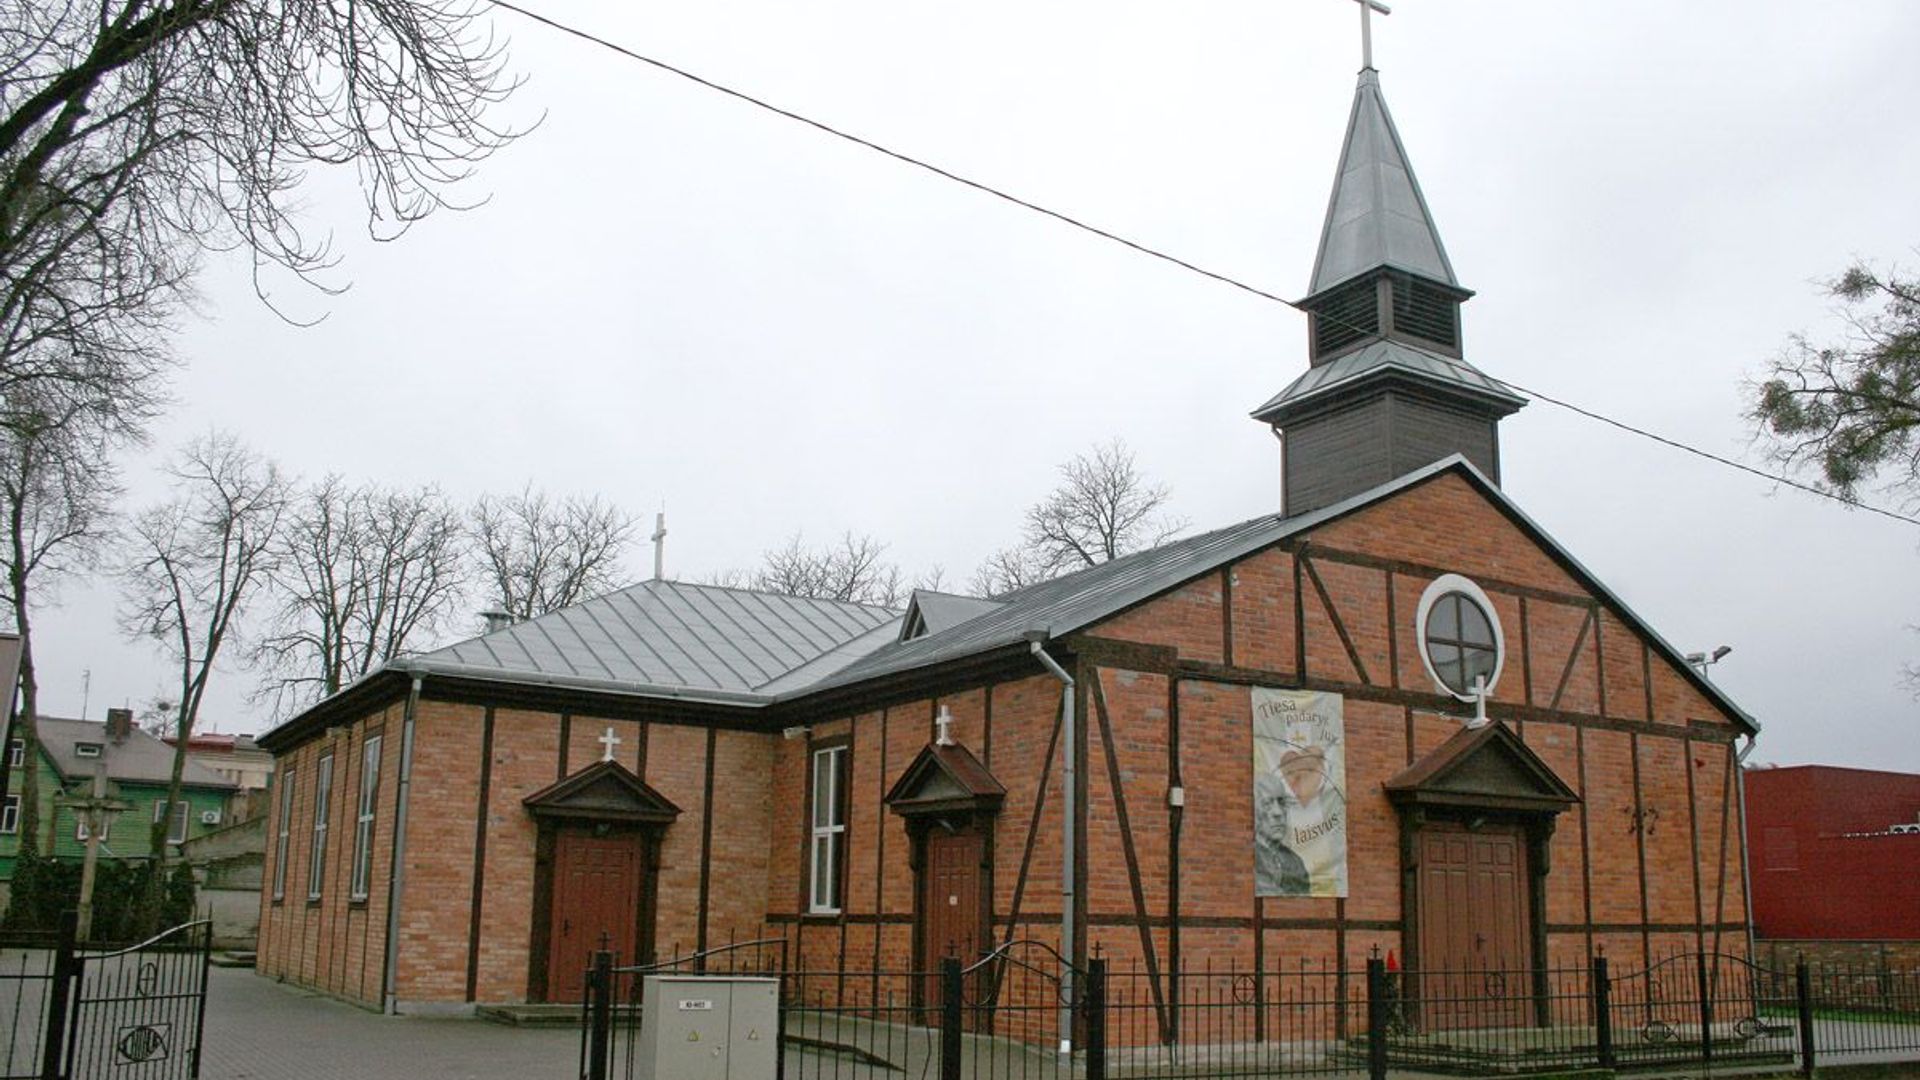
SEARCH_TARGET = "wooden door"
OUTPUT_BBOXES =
[1416,822,1531,1029]
[546,829,644,1002]
[919,827,984,1011]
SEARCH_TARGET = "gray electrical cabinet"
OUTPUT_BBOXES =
[634,975,778,1080]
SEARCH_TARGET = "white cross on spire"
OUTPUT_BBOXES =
[598,725,623,762]
[1349,0,1392,70]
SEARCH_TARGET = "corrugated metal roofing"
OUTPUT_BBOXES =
[1250,340,1526,421]
[419,579,900,696]
[34,717,235,789]
[1309,69,1458,296]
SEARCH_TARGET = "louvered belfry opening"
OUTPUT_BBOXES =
[1390,271,1460,351]
[1311,277,1380,359]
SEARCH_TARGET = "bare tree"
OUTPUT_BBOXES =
[253,477,465,714]
[120,433,287,892]
[968,545,1050,600]
[0,0,521,402]
[972,439,1185,595]
[470,487,636,620]
[0,389,124,854]
[751,532,909,608]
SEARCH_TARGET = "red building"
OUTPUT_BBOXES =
[1747,765,1920,968]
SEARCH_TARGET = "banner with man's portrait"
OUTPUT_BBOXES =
[1251,688,1348,898]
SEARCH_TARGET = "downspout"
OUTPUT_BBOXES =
[382,674,423,1015]
[1027,630,1076,1055]
[1735,733,1758,961]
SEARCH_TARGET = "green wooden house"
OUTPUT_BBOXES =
[1,711,236,882]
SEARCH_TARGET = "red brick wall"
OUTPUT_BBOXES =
[1063,469,1750,985]
[260,695,772,1008]
[256,701,403,1008]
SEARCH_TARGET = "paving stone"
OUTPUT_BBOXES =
[200,967,577,1079]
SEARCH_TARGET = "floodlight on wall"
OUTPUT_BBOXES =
[1685,645,1733,681]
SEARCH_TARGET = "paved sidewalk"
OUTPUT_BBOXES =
[201,967,578,1079]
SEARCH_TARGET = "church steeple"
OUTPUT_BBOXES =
[1307,68,1458,305]
[1254,59,1526,518]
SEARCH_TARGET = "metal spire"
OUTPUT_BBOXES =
[1350,0,1392,71]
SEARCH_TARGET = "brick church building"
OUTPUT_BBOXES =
[254,60,1758,1020]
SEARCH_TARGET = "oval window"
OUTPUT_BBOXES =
[1415,575,1504,702]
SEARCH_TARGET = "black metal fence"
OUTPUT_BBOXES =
[580,944,1920,1080]
[0,913,212,1080]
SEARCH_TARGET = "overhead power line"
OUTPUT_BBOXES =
[485,0,1920,530]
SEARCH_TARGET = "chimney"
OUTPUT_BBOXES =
[481,610,515,634]
[106,707,133,743]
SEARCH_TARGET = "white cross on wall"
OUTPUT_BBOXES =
[934,706,955,747]
[598,725,622,762]
[1349,0,1392,70]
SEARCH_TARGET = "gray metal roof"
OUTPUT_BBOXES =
[807,515,1305,693]
[417,579,900,699]
[899,590,1006,641]
[34,717,235,790]
[1309,69,1458,296]
[1250,340,1526,421]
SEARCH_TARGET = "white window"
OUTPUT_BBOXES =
[6,738,21,767]
[308,754,333,900]
[808,745,849,914]
[74,742,101,758]
[1,794,18,834]
[76,815,108,842]
[152,799,190,845]
[349,735,382,901]
[273,767,296,901]
[1415,574,1507,704]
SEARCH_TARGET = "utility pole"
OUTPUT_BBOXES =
[56,761,129,940]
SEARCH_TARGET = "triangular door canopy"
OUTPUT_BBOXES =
[885,742,1006,817]
[523,759,681,824]
[1385,720,1578,814]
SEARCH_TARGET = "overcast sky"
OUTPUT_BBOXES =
[28,0,1920,773]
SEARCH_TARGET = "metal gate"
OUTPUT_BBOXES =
[14,914,212,1080]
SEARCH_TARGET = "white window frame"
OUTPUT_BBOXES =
[1414,573,1507,703]
[74,742,101,758]
[273,767,296,901]
[6,738,21,767]
[308,754,333,901]
[808,744,849,914]
[349,735,382,901]
[76,815,108,842]
[1,794,18,835]
[152,799,190,845]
